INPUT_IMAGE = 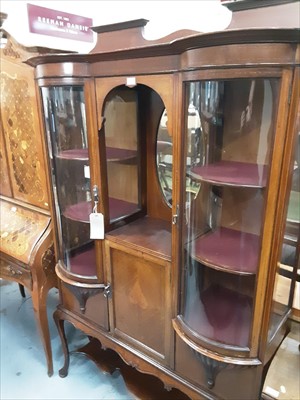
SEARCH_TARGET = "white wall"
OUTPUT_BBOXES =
[1,1,232,53]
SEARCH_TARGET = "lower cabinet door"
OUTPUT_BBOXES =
[106,242,172,365]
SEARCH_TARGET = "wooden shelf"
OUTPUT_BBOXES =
[185,284,252,348]
[106,216,172,261]
[68,247,97,277]
[63,201,92,223]
[189,227,260,274]
[109,197,139,221]
[63,198,139,223]
[57,149,89,160]
[106,147,137,162]
[189,160,268,187]
[56,147,136,162]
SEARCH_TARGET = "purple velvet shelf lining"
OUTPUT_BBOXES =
[189,160,268,187]
[190,227,260,274]
[57,149,89,160]
[109,197,139,221]
[185,284,252,348]
[106,147,137,161]
[63,201,92,222]
[57,147,136,162]
[69,247,97,276]
[63,198,138,223]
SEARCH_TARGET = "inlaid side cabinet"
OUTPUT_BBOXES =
[28,19,300,399]
[0,25,61,376]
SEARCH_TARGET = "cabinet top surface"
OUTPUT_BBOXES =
[106,217,172,261]
[25,27,300,68]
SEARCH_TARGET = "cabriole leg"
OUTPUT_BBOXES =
[53,309,70,378]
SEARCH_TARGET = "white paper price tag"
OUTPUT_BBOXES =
[89,213,104,239]
[126,76,136,88]
[84,165,90,179]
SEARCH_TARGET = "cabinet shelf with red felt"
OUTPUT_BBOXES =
[63,198,139,223]
[56,147,137,162]
[67,247,97,277]
[106,147,137,162]
[56,149,89,161]
[189,227,260,275]
[184,284,253,348]
[188,160,268,188]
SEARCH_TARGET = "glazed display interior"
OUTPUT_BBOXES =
[102,87,141,223]
[41,86,97,277]
[269,118,300,339]
[182,78,280,348]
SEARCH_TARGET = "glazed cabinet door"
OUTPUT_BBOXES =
[39,80,109,329]
[268,74,300,339]
[173,71,295,366]
[95,75,174,228]
[40,83,103,283]
[96,80,143,225]
[96,75,175,364]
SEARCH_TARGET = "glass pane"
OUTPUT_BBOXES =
[41,86,97,277]
[156,109,173,206]
[269,127,300,340]
[103,87,141,223]
[182,78,279,347]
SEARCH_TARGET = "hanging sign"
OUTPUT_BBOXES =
[27,3,93,42]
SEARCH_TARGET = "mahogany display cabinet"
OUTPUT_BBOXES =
[27,18,300,399]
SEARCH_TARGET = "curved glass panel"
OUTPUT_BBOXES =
[269,115,300,340]
[156,109,173,206]
[182,78,279,348]
[103,87,141,223]
[41,86,96,278]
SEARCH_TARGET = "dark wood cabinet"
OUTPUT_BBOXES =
[27,16,299,399]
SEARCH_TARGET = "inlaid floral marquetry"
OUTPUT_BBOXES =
[0,199,50,264]
[42,244,56,276]
[0,128,12,197]
[2,40,21,60]
[0,69,49,208]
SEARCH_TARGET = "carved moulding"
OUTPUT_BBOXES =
[193,351,230,389]
[55,263,110,314]
[63,283,109,314]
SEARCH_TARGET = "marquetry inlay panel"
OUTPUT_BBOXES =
[0,199,50,264]
[1,72,48,205]
[0,66,49,209]
[0,128,12,197]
